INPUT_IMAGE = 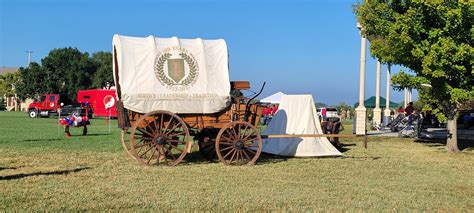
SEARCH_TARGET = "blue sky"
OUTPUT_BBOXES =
[0,0,416,105]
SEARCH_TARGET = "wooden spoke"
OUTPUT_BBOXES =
[219,135,233,142]
[218,141,234,145]
[242,130,256,141]
[219,145,234,152]
[136,136,154,141]
[244,137,258,143]
[136,127,153,138]
[137,143,145,154]
[245,148,256,155]
[167,143,184,153]
[231,126,238,139]
[155,146,163,165]
[159,113,164,134]
[139,145,154,158]
[235,150,242,162]
[134,142,150,149]
[242,150,251,160]
[225,129,237,141]
[241,124,250,139]
[163,116,174,133]
[228,150,238,162]
[167,131,186,138]
[166,139,187,144]
[164,145,177,161]
[147,146,157,164]
[223,149,235,159]
[152,115,159,134]
[164,120,179,135]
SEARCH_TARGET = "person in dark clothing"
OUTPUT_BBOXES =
[321,117,343,148]
[405,102,414,116]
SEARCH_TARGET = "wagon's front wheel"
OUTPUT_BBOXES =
[130,111,191,166]
[215,121,262,166]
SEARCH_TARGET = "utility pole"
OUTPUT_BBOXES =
[25,50,33,66]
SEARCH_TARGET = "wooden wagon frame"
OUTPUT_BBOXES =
[114,43,276,166]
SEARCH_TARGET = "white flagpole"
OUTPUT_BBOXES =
[57,108,61,137]
[108,109,111,133]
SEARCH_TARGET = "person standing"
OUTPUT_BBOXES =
[271,104,279,116]
[405,102,414,116]
[321,108,327,120]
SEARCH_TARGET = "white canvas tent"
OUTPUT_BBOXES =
[260,92,285,104]
[260,95,342,157]
[113,34,230,114]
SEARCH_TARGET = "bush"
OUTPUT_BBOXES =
[0,98,6,111]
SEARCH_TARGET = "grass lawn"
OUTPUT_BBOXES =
[1,111,473,211]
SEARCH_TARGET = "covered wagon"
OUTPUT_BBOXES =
[113,35,265,166]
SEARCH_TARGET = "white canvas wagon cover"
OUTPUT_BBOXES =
[113,34,230,114]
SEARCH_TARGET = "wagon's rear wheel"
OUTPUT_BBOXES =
[215,121,262,166]
[130,110,191,166]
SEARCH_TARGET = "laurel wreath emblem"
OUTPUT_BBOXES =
[154,51,199,86]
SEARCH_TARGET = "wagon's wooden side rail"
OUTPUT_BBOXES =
[261,134,368,148]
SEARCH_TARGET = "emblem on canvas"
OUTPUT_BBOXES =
[154,46,199,91]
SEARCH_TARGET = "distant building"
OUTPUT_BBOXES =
[0,67,33,112]
[0,67,19,75]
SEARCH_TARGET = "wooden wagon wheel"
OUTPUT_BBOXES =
[129,110,191,166]
[215,121,262,166]
[121,129,139,160]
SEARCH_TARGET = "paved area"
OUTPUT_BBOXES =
[367,129,398,137]
[366,127,474,140]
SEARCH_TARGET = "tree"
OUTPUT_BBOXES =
[336,102,352,119]
[315,102,327,108]
[41,47,96,101]
[91,51,114,89]
[0,71,20,98]
[354,1,473,152]
[16,62,47,100]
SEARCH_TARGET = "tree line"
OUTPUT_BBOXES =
[5,47,113,102]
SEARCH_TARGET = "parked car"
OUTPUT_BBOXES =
[316,107,339,119]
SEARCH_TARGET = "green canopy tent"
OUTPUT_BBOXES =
[353,96,399,108]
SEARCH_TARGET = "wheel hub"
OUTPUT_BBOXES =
[155,136,166,145]
[234,139,245,150]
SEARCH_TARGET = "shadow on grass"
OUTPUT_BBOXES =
[83,133,112,136]
[0,167,91,181]
[0,166,19,171]
[180,151,289,165]
[21,138,61,142]
[415,139,473,151]
[181,152,218,165]
[341,156,382,160]
[257,153,289,165]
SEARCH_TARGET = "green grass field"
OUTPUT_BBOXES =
[1,111,473,211]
